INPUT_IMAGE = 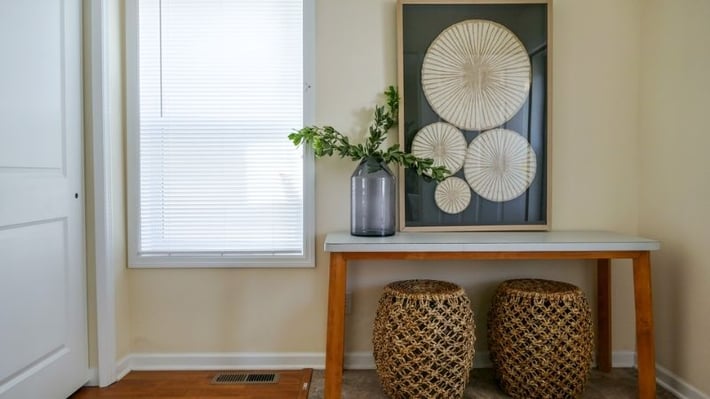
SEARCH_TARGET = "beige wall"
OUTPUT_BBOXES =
[123,0,643,355]
[638,0,710,394]
[78,0,710,394]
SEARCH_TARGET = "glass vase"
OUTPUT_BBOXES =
[351,158,396,237]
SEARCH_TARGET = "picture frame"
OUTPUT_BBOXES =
[397,0,552,232]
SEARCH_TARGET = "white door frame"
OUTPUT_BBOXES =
[89,0,117,387]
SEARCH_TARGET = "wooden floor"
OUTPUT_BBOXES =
[70,369,312,399]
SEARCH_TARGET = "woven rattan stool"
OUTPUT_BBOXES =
[372,279,475,399]
[488,279,593,399]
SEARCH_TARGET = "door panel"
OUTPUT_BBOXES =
[0,0,64,169]
[0,221,68,382]
[0,0,88,398]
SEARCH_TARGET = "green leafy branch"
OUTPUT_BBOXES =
[288,86,449,182]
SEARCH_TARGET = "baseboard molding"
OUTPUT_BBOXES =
[610,351,636,368]
[116,350,637,372]
[111,351,707,398]
[656,364,709,399]
[119,352,325,371]
[85,368,99,387]
[115,356,132,381]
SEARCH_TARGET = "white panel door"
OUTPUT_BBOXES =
[0,0,88,398]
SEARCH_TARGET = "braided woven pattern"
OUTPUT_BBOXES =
[373,280,475,399]
[488,279,593,399]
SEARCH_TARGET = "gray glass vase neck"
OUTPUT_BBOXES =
[350,159,396,237]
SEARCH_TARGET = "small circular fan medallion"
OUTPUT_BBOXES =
[464,128,536,202]
[411,122,468,174]
[435,177,471,214]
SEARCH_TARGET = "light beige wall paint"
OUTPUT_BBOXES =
[124,0,643,355]
[638,0,710,394]
[551,0,642,351]
[128,269,327,352]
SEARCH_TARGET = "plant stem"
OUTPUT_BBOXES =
[288,86,450,182]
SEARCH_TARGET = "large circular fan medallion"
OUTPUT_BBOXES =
[421,19,531,131]
[464,128,536,202]
[411,122,467,174]
[435,177,471,214]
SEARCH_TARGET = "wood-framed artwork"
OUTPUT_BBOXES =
[397,0,551,232]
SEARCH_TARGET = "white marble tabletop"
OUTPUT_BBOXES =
[324,230,660,253]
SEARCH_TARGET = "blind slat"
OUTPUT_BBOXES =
[137,0,304,255]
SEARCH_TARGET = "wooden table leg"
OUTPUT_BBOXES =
[633,251,656,399]
[596,258,612,372]
[324,252,347,399]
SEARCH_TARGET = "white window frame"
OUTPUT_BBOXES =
[125,0,315,268]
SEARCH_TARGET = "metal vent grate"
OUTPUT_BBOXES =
[211,372,280,385]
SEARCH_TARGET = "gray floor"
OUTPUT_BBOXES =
[308,368,677,398]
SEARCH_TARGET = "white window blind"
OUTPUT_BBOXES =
[127,0,314,267]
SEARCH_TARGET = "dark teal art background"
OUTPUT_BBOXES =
[401,2,548,229]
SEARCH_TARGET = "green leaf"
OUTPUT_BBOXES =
[286,86,448,181]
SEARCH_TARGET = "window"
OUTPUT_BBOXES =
[126,0,314,267]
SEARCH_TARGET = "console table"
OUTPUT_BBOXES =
[323,231,660,399]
